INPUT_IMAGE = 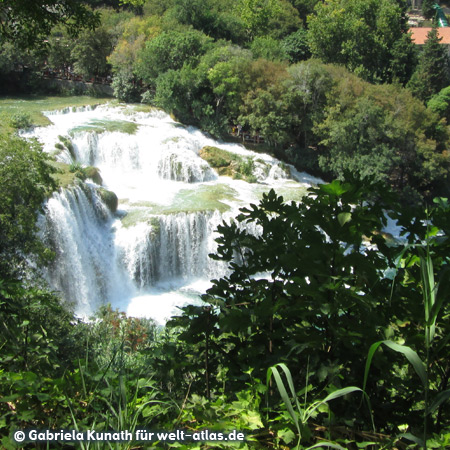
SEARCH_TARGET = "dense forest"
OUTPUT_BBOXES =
[1,0,450,449]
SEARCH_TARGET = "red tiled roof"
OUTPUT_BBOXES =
[410,27,450,45]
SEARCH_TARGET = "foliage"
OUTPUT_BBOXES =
[428,85,450,122]
[314,78,450,198]
[0,0,100,49]
[0,135,56,278]
[282,28,311,63]
[171,177,450,436]
[108,15,161,74]
[407,26,450,102]
[422,0,436,20]
[238,59,450,200]
[250,36,288,62]
[288,0,320,23]
[0,276,89,447]
[268,363,365,447]
[112,70,140,102]
[71,27,114,78]
[234,0,283,39]
[8,111,32,129]
[47,27,76,74]
[307,0,414,83]
[239,59,329,149]
[135,29,212,86]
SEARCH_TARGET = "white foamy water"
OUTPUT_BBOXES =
[26,104,319,324]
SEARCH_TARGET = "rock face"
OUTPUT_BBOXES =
[98,188,118,213]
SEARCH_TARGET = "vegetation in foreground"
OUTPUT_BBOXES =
[0,133,449,449]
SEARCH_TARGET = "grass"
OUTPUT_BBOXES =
[48,160,104,189]
[48,161,79,188]
[0,95,110,134]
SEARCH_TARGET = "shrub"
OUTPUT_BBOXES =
[112,71,140,103]
[9,111,32,129]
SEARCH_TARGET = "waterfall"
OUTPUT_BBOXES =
[42,183,131,316]
[26,104,319,323]
[116,210,225,288]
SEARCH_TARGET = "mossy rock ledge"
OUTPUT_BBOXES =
[98,188,118,213]
[84,166,103,185]
[199,146,258,183]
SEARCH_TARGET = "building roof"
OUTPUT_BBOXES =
[410,27,450,45]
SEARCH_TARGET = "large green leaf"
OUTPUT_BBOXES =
[337,212,352,226]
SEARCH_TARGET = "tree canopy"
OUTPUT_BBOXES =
[408,26,450,102]
[0,0,100,48]
[307,0,414,83]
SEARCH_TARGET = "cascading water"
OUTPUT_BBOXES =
[25,104,321,324]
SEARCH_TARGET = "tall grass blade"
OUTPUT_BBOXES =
[427,389,450,415]
[420,251,436,344]
[267,364,301,437]
[364,340,427,390]
[305,443,346,450]
[276,362,303,413]
[401,432,424,447]
[305,387,363,418]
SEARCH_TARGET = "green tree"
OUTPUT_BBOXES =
[47,27,75,76]
[0,42,46,93]
[287,0,320,23]
[265,0,303,40]
[316,72,450,199]
[0,0,99,48]
[388,32,418,85]
[239,59,331,150]
[250,36,288,61]
[282,28,311,63]
[307,0,413,83]
[317,97,396,182]
[0,135,56,279]
[408,26,450,102]
[422,0,436,19]
[428,85,450,123]
[163,0,238,41]
[71,27,114,78]
[135,29,212,86]
[112,70,140,102]
[234,0,283,39]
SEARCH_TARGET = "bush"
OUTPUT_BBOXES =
[112,71,140,103]
[69,162,87,180]
[9,111,32,129]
